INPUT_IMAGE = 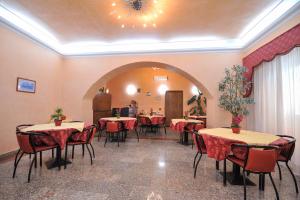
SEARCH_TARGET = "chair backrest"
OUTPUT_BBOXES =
[106,122,120,132]
[16,124,34,132]
[184,123,196,132]
[16,132,34,153]
[87,125,97,144]
[120,107,129,117]
[232,144,278,173]
[111,108,119,117]
[276,135,296,161]
[194,124,204,131]
[193,133,206,153]
[16,131,57,153]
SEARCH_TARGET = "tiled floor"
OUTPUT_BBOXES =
[0,135,299,200]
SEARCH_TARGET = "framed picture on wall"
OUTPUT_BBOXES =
[16,77,36,93]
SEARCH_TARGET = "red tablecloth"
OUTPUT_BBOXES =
[201,134,288,161]
[33,123,89,149]
[99,118,136,130]
[170,119,203,133]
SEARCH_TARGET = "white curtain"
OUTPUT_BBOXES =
[247,47,300,174]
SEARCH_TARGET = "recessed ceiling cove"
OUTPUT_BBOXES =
[0,0,299,55]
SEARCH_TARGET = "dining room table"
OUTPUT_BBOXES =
[198,128,288,187]
[170,118,204,145]
[22,122,85,169]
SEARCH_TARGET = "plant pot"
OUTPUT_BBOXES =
[232,127,240,134]
[54,119,62,126]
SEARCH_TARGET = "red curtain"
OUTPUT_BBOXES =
[243,23,300,97]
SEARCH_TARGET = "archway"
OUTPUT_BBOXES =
[81,61,212,123]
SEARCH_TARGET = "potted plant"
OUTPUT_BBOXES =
[51,107,65,126]
[187,91,206,116]
[218,65,254,133]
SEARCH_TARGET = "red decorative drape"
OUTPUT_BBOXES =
[243,23,300,97]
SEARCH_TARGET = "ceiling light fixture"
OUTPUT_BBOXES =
[111,0,164,29]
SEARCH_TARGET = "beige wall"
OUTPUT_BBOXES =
[0,23,63,154]
[106,66,206,114]
[61,52,241,129]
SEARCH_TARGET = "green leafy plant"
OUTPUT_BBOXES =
[218,65,254,127]
[187,91,206,116]
[51,107,64,120]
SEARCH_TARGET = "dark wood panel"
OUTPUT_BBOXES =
[93,110,111,124]
[93,93,112,124]
[93,93,111,111]
[165,91,183,125]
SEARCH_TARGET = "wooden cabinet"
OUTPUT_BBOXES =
[93,93,112,124]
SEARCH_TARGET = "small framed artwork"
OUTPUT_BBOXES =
[16,77,36,93]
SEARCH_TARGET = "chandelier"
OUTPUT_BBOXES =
[110,0,164,29]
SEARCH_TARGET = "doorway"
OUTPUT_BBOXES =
[165,90,183,125]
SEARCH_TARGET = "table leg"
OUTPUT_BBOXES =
[259,174,265,191]
[183,131,189,145]
[220,163,256,186]
[45,146,72,169]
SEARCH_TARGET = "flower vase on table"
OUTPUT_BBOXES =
[231,115,243,134]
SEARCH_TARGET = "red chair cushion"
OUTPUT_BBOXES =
[245,149,277,172]
[106,122,120,132]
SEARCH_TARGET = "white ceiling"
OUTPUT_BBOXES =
[0,0,300,55]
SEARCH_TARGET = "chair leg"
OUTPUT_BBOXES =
[13,152,24,178]
[216,161,219,170]
[29,153,31,159]
[117,133,120,147]
[86,144,93,165]
[269,173,279,200]
[194,153,202,178]
[223,159,227,186]
[28,155,36,183]
[52,149,54,158]
[64,145,68,169]
[135,128,139,142]
[34,153,37,168]
[243,170,247,200]
[90,144,95,158]
[72,145,75,159]
[82,144,85,157]
[164,126,166,135]
[98,130,102,142]
[276,161,282,180]
[286,162,299,193]
[13,149,21,166]
[193,152,199,168]
[39,151,42,167]
[104,132,108,147]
